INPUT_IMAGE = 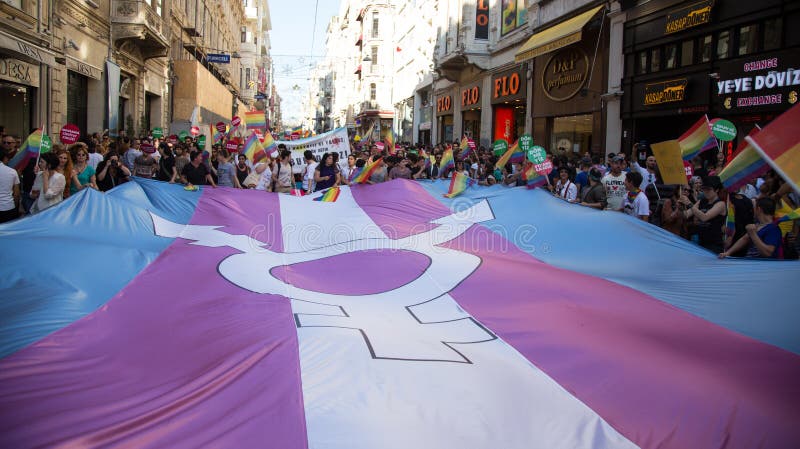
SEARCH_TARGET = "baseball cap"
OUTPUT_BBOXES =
[701,175,722,190]
[612,155,624,162]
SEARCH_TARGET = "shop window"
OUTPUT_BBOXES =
[738,24,758,56]
[699,35,713,63]
[650,48,661,72]
[681,40,694,66]
[763,18,782,51]
[636,51,648,74]
[551,115,593,155]
[664,44,678,70]
[716,30,731,59]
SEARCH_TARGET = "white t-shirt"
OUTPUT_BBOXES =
[88,152,103,170]
[602,172,627,211]
[623,191,650,218]
[555,180,577,202]
[632,162,657,190]
[303,161,318,191]
[254,163,272,191]
[340,165,355,182]
[0,162,20,211]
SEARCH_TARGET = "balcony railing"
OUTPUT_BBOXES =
[111,0,169,59]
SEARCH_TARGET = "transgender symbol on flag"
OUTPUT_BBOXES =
[151,200,497,363]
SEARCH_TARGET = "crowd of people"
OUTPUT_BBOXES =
[1,128,797,260]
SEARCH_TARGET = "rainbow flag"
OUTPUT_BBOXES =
[243,132,267,164]
[385,132,396,155]
[678,116,717,160]
[495,140,525,169]
[439,149,455,172]
[443,172,473,198]
[245,111,266,131]
[313,187,341,202]
[7,129,45,170]
[459,136,476,159]
[725,200,736,237]
[718,128,768,191]
[775,208,800,224]
[262,130,277,156]
[352,158,382,184]
[290,126,302,136]
[522,162,547,189]
[747,102,800,194]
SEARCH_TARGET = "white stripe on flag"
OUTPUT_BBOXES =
[276,191,639,449]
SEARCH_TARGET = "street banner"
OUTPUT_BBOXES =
[276,127,351,174]
[106,60,120,138]
[651,140,688,185]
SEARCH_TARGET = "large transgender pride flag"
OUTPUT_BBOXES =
[0,178,798,449]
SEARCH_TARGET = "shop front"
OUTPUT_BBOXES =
[435,89,454,144]
[0,56,38,139]
[460,81,482,141]
[491,64,526,145]
[515,5,608,156]
[621,0,798,159]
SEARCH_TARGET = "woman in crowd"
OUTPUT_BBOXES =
[133,142,157,178]
[30,152,66,213]
[553,167,577,202]
[579,168,606,209]
[54,147,73,198]
[156,143,177,183]
[96,151,131,191]
[235,153,250,188]
[314,152,340,191]
[174,144,191,178]
[340,154,357,185]
[660,185,689,238]
[215,149,241,188]
[685,176,727,253]
[69,143,97,194]
[272,149,294,193]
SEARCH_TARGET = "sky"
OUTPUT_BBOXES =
[268,0,341,126]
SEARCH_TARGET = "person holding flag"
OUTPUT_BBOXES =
[30,152,66,214]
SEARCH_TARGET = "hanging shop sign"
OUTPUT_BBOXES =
[644,78,688,106]
[475,0,489,40]
[436,93,453,116]
[491,66,526,103]
[66,56,102,81]
[715,50,800,111]
[461,83,481,110]
[541,47,589,102]
[0,57,39,87]
[665,0,713,35]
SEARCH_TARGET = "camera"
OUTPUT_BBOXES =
[110,160,118,167]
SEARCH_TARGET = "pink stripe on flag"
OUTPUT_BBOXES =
[352,179,800,449]
[0,189,306,449]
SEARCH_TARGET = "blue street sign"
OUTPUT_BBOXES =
[207,53,231,64]
[254,93,266,100]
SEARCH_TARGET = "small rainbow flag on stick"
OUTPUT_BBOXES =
[439,149,455,172]
[443,171,473,198]
[678,115,717,160]
[245,111,266,131]
[522,162,547,189]
[459,135,476,159]
[725,200,736,237]
[495,139,525,169]
[719,127,767,192]
[313,187,341,202]
[262,130,277,157]
[747,102,800,195]
[8,129,47,171]
[243,132,267,164]
[352,158,383,184]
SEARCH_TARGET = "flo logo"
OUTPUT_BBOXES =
[152,200,498,363]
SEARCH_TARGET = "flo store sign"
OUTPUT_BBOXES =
[716,51,800,110]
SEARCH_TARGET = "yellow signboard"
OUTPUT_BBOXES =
[651,140,688,185]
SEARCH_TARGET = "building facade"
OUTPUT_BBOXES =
[621,0,799,160]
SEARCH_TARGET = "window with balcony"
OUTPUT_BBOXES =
[372,11,379,38]
[151,0,162,16]
[370,83,376,101]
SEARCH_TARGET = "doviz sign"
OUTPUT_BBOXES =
[644,78,687,105]
[665,0,713,35]
[716,53,800,110]
[207,53,231,64]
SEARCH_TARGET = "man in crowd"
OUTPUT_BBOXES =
[579,168,607,210]
[631,154,660,191]
[719,197,782,259]
[602,155,627,211]
[622,171,649,221]
[0,147,20,223]
[180,150,216,187]
[303,150,318,194]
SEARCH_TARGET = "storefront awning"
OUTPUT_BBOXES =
[515,5,603,63]
[0,30,59,68]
